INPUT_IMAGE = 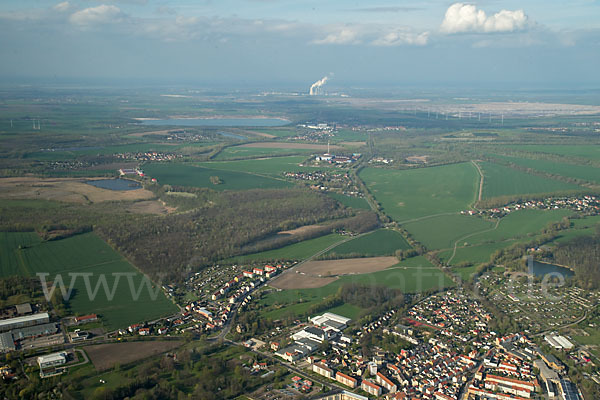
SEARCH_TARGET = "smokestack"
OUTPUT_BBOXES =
[309,76,329,96]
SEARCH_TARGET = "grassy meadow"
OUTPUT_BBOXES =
[0,232,177,330]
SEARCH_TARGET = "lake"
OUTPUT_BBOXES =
[140,117,290,127]
[530,260,574,278]
[87,179,141,191]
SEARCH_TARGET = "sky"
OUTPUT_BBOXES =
[1,1,599,89]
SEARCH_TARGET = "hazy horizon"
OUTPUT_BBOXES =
[1,1,599,89]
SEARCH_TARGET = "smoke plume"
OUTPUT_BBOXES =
[309,76,329,95]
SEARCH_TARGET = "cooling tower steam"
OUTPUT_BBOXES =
[309,76,329,95]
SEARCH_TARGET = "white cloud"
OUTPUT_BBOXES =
[313,28,360,45]
[69,4,124,26]
[441,3,528,34]
[372,31,429,46]
[54,2,71,12]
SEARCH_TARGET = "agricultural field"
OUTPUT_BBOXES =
[479,161,582,199]
[143,162,292,190]
[85,341,183,371]
[324,229,411,257]
[395,255,437,269]
[270,256,399,289]
[359,162,479,221]
[213,145,314,160]
[402,214,495,250]
[225,233,346,263]
[245,127,298,137]
[198,156,318,177]
[327,193,371,210]
[0,231,177,330]
[502,144,600,161]
[438,241,516,266]
[466,209,573,246]
[489,153,600,184]
[259,259,453,319]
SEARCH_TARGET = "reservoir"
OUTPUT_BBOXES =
[140,118,290,127]
[530,260,574,278]
[87,179,141,191]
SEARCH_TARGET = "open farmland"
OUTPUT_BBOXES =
[270,256,399,289]
[198,156,318,177]
[0,177,155,203]
[260,257,452,319]
[359,162,479,221]
[238,142,342,150]
[325,229,411,257]
[85,341,183,371]
[0,232,177,330]
[466,209,573,245]
[213,145,315,160]
[327,193,371,209]
[402,214,495,250]
[479,161,582,199]
[143,162,292,190]
[438,241,516,266]
[489,153,600,184]
[226,233,346,263]
[502,144,600,161]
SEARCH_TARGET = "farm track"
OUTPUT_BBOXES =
[267,230,377,287]
[471,160,484,204]
[446,217,501,266]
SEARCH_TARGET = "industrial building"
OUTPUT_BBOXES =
[0,313,50,332]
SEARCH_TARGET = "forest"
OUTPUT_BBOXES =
[551,227,600,289]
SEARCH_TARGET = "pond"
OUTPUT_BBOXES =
[139,117,290,127]
[529,260,574,278]
[86,179,141,191]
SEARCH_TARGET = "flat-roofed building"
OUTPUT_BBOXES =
[0,313,50,332]
[11,323,58,340]
[38,352,67,368]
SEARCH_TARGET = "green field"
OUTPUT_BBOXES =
[226,233,346,263]
[0,232,177,330]
[402,214,495,250]
[214,145,314,160]
[360,162,479,221]
[490,154,600,184]
[395,255,436,269]
[504,144,600,161]
[467,209,573,245]
[325,229,411,257]
[199,156,318,177]
[260,262,453,319]
[450,265,480,282]
[143,162,292,190]
[327,193,371,210]
[439,241,516,266]
[479,161,582,199]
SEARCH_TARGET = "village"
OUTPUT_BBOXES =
[283,170,364,199]
[463,195,600,218]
